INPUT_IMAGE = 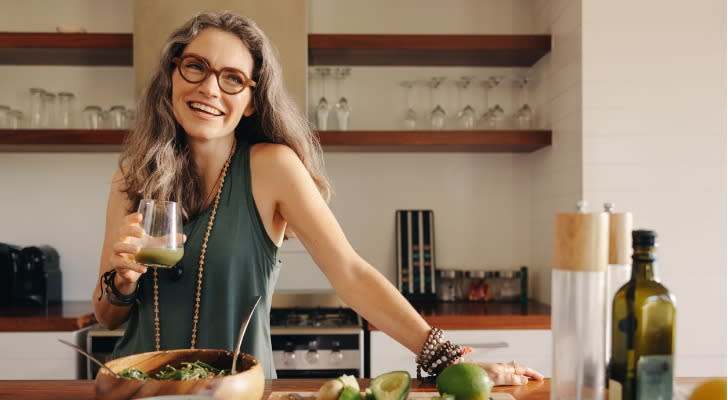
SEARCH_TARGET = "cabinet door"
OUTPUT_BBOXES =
[369,329,552,378]
[0,331,85,379]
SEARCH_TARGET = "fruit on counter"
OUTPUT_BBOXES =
[369,370,411,400]
[315,374,360,400]
[436,363,494,400]
[688,377,727,400]
[430,394,455,400]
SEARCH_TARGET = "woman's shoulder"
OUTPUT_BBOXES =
[249,142,301,168]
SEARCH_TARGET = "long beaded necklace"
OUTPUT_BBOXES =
[153,139,236,351]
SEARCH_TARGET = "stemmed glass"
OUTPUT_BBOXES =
[455,76,476,129]
[314,67,331,131]
[400,80,417,130]
[514,76,534,129]
[333,67,351,131]
[135,200,184,269]
[479,76,505,129]
[428,77,447,130]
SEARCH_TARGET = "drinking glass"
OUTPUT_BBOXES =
[135,200,184,269]
[83,106,102,129]
[514,76,534,129]
[314,67,331,130]
[333,67,351,131]
[109,105,127,129]
[42,92,56,128]
[428,77,447,130]
[29,88,45,128]
[57,92,75,129]
[0,105,9,128]
[455,76,476,129]
[400,81,417,130]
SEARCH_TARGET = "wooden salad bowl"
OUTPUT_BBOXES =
[95,348,264,400]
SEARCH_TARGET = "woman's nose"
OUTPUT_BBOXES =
[197,73,220,97]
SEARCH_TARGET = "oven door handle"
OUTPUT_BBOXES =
[461,341,509,349]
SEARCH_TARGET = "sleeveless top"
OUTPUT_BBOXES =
[112,141,281,378]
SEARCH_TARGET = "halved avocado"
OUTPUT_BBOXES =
[338,385,361,400]
[370,371,411,400]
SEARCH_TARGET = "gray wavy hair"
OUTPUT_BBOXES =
[119,11,330,220]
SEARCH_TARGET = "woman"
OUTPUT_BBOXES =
[92,11,543,384]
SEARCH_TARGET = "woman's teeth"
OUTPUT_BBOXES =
[189,102,223,116]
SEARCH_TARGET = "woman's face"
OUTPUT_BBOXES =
[172,28,256,142]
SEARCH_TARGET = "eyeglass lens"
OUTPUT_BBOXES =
[178,55,249,94]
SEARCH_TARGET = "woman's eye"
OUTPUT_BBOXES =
[223,73,244,85]
[184,62,205,71]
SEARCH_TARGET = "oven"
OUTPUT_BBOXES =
[270,292,364,378]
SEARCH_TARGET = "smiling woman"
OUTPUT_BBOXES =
[92,10,543,385]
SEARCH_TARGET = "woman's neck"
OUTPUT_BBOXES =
[188,135,236,204]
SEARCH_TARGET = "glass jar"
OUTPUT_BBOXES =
[42,92,56,128]
[495,270,521,301]
[8,110,23,129]
[437,269,458,302]
[109,105,126,129]
[466,270,486,301]
[83,106,102,129]
[57,92,75,128]
[0,105,9,128]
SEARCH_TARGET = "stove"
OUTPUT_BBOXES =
[270,292,364,378]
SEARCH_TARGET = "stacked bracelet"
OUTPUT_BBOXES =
[415,327,465,380]
[99,269,139,307]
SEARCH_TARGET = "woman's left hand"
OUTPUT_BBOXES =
[466,360,544,386]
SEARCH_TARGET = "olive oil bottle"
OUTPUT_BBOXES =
[609,230,676,400]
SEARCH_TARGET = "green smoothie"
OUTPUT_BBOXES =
[135,247,184,268]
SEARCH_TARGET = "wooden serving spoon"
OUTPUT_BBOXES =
[232,295,262,373]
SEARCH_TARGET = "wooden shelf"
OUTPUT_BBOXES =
[0,129,551,153]
[0,32,132,66]
[308,34,551,66]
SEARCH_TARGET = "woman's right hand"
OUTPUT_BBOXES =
[108,212,147,294]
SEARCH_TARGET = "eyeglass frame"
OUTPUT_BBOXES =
[172,53,257,95]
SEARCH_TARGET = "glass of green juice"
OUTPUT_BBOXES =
[135,200,184,268]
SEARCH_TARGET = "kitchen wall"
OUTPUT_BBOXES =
[581,0,726,377]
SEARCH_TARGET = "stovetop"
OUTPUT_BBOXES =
[270,307,360,328]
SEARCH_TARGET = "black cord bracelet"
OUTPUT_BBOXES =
[99,269,139,306]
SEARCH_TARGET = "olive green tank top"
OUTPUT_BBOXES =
[112,141,281,378]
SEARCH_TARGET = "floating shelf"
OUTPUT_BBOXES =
[0,32,133,66]
[308,34,551,66]
[0,129,551,153]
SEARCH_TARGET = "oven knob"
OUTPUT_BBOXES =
[305,349,319,364]
[306,341,319,364]
[329,349,344,364]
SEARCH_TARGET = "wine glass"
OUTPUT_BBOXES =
[333,67,351,131]
[400,80,417,130]
[514,76,534,129]
[428,77,447,130]
[455,76,476,129]
[135,200,184,269]
[314,67,331,131]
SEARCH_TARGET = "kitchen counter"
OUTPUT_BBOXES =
[367,300,550,330]
[0,301,96,331]
[0,378,705,399]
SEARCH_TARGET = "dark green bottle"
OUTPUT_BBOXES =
[609,230,676,400]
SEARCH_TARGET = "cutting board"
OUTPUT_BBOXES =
[268,392,515,400]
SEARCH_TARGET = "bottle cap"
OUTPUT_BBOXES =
[632,230,657,247]
[553,210,609,272]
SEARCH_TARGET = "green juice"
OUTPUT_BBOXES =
[135,247,184,268]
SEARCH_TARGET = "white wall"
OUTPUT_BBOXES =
[582,0,726,377]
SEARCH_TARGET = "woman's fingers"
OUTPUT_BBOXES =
[109,253,147,274]
[119,224,144,240]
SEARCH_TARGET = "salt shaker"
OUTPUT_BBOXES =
[551,201,609,400]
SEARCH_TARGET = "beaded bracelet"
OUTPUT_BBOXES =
[415,327,466,380]
[98,269,139,307]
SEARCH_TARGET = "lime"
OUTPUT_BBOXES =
[688,378,727,400]
[436,363,494,400]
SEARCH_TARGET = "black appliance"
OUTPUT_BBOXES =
[0,243,21,306]
[10,245,62,307]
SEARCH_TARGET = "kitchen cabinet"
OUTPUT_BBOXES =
[0,330,87,379]
[369,329,552,378]
[0,31,551,152]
